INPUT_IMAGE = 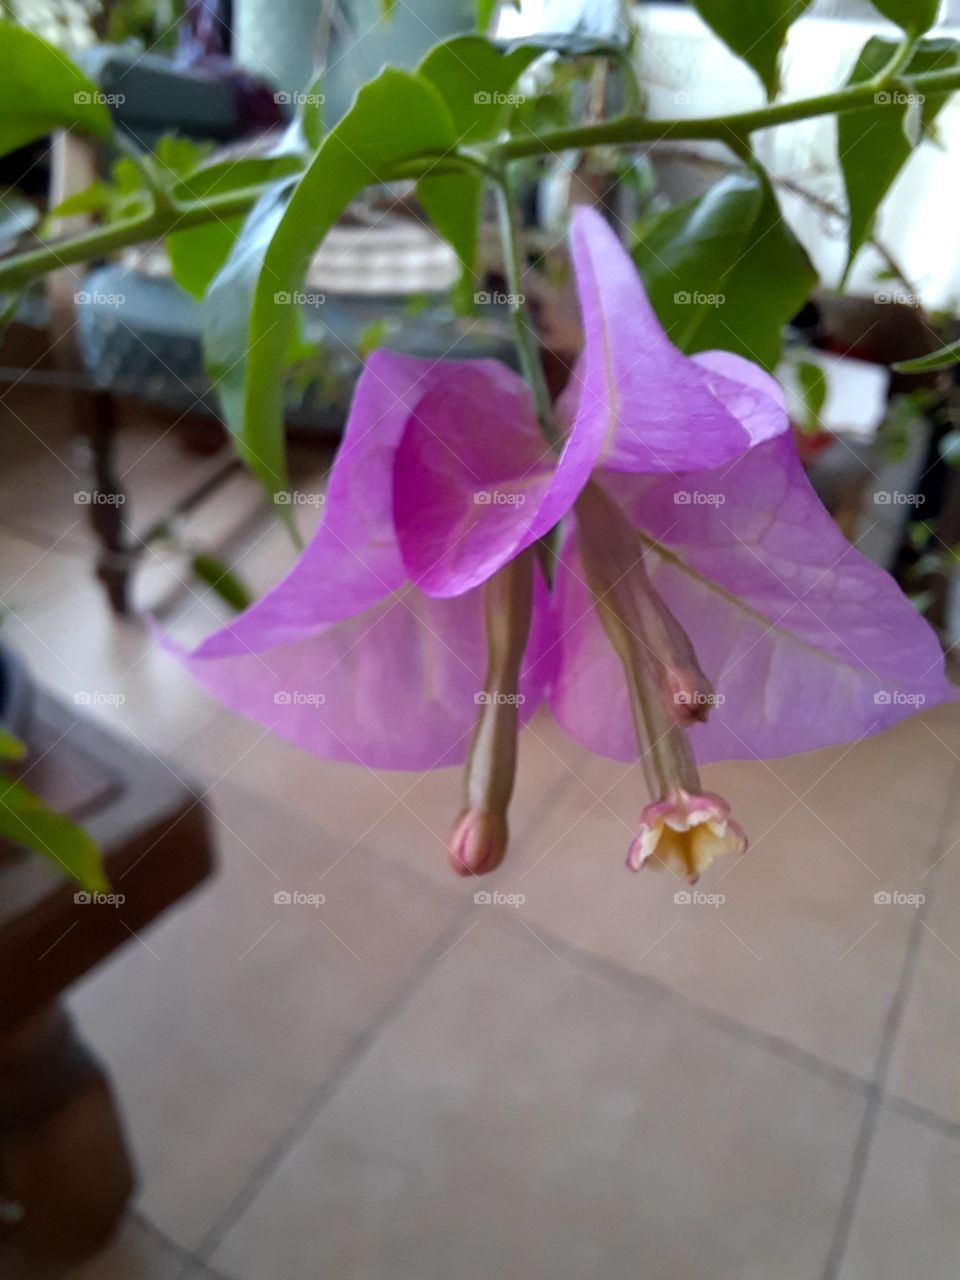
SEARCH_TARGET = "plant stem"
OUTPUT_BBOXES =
[4,60,960,291]
[494,63,960,160]
[492,173,558,448]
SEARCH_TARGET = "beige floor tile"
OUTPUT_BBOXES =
[838,1109,960,1280]
[69,782,462,1252]
[766,704,960,822]
[178,709,585,889]
[508,726,952,1078]
[211,913,864,1280]
[887,805,960,1124]
[0,530,86,618]
[3,573,224,757]
[0,1216,202,1280]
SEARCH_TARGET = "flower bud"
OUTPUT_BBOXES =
[449,548,534,879]
[448,809,509,877]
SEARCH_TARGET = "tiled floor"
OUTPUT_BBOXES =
[2,383,960,1279]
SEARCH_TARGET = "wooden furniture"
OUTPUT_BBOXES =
[0,688,214,1265]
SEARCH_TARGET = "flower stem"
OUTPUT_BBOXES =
[492,173,559,448]
[3,61,960,292]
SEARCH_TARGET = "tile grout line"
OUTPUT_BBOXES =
[510,916,872,1099]
[186,771,571,1269]
[818,762,960,1280]
[190,898,478,1270]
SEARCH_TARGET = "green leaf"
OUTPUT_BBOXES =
[202,184,297,515]
[152,134,213,182]
[631,169,815,370]
[211,67,457,506]
[893,336,960,373]
[190,552,252,612]
[416,37,539,281]
[840,37,960,272]
[476,0,499,30]
[0,21,112,158]
[46,180,114,220]
[0,777,106,893]
[172,155,304,204]
[869,0,940,34]
[689,0,813,98]
[0,728,26,763]
[167,218,243,301]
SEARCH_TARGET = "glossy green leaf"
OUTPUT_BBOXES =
[893,336,960,373]
[0,21,112,158]
[190,552,252,612]
[869,0,940,33]
[840,37,960,272]
[631,169,815,370]
[167,218,243,301]
[416,37,539,280]
[171,155,303,204]
[152,135,212,182]
[215,68,456,506]
[0,777,106,893]
[203,184,294,510]
[690,0,813,97]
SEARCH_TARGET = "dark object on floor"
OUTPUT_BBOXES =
[0,683,214,1265]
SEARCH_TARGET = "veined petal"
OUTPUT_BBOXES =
[194,350,432,659]
[690,349,789,447]
[598,438,957,762]
[171,568,556,771]
[393,359,601,598]
[569,205,780,475]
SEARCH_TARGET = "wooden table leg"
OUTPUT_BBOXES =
[0,1005,135,1264]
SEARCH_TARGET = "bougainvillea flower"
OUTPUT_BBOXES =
[168,353,557,772]
[172,204,954,882]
